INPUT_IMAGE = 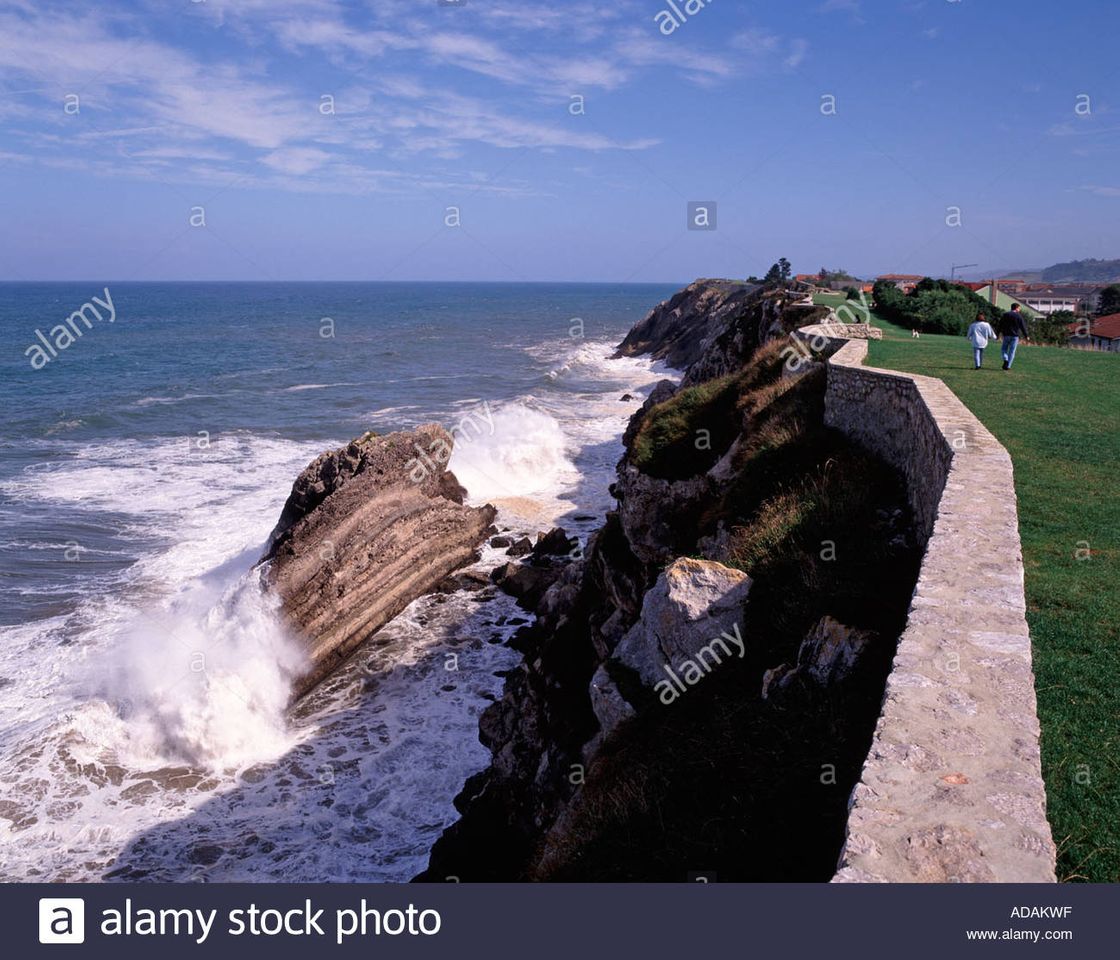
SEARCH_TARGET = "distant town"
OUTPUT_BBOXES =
[791,262,1120,352]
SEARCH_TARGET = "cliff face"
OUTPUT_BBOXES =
[261,425,495,699]
[421,282,920,881]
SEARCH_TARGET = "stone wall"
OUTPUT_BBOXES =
[795,324,1057,883]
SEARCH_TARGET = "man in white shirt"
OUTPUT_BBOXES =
[966,312,997,369]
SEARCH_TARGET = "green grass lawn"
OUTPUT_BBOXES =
[814,291,1119,881]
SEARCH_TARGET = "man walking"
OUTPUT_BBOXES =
[967,312,997,369]
[998,303,1030,370]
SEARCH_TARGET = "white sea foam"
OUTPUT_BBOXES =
[449,401,579,502]
[86,572,307,769]
[0,336,668,882]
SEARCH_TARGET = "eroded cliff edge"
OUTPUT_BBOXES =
[420,281,923,881]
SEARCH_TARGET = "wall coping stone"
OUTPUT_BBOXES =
[796,329,1057,884]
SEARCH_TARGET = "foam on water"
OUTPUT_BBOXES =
[0,335,672,882]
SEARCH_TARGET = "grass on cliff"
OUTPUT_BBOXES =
[858,309,1120,883]
[628,339,794,480]
[628,374,742,479]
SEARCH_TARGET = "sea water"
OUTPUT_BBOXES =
[0,281,677,881]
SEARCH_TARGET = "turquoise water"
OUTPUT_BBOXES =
[0,281,677,881]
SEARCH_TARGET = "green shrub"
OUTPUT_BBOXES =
[629,374,741,480]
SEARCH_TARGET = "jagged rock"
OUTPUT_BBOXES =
[620,393,636,402]
[614,280,762,369]
[761,616,875,700]
[261,424,495,699]
[419,280,907,884]
[610,558,752,689]
[490,535,514,549]
[435,570,492,594]
[490,561,564,610]
[532,527,577,559]
[506,537,533,557]
[588,664,637,744]
[614,464,709,565]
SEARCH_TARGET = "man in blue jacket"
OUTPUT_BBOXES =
[998,304,1030,370]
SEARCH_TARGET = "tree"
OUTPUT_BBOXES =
[1097,284,1120,317]
[779,258,792,282]
[845,286,861,300]
[1031,310,1074,347]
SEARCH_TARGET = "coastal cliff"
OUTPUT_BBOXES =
[420,281,922,881]
[261,424,496,699]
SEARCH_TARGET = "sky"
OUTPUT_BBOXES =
[0,0,1118,282]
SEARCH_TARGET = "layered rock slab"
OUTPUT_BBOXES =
[261,424,496,699]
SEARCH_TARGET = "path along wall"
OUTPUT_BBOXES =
[795,323,1057,883]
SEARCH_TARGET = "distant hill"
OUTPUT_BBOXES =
[1037,258,1120,283]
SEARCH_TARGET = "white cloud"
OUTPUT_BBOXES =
[261,147,333,175]
[1079,185,1120,197]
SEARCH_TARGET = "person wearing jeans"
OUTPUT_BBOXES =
[966,312,997,369]
[998,303,1030,370]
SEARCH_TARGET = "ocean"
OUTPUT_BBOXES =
[0,281,678,881]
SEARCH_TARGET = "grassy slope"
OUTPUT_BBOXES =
[816,292,1119,881]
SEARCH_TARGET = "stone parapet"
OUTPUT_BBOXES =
[798,329,1057,883]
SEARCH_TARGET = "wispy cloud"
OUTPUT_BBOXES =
[1078,185,1120,198]
[0,0,804,199]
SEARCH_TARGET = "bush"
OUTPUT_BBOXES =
[1030,311,1074,347]
[874,277,1005,335]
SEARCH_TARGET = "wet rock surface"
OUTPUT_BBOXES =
[261,424,496,699]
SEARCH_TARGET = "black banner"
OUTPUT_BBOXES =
[6,883,1109,958]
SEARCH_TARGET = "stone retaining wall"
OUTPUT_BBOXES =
[795,324,1057,883]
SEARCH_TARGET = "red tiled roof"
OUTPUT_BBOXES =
[1087,313,1120,340]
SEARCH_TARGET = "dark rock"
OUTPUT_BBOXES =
[532,527,576,558]
[186,844,224,866]
[435,570,492,594]
[506,537,533,557]
[490,561,564,611]
[614,279,760,369]
[620,393,636,401]
[490,535,514,549]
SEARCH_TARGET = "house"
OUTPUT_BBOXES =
[1019,285,1102,316]
[876,273,925,294]
[973,285,1042,319]
[1070,313,1120,352]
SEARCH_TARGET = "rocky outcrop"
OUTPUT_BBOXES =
[421,281,922,883]
[614,280,761,370]
[590,558,751,744]
[614,280,827,387]
[261,424,495,699]
[761,616,874,701]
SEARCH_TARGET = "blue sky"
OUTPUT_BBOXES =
[0,0,1118,282]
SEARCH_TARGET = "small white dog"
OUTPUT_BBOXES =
[911,329,921,339]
